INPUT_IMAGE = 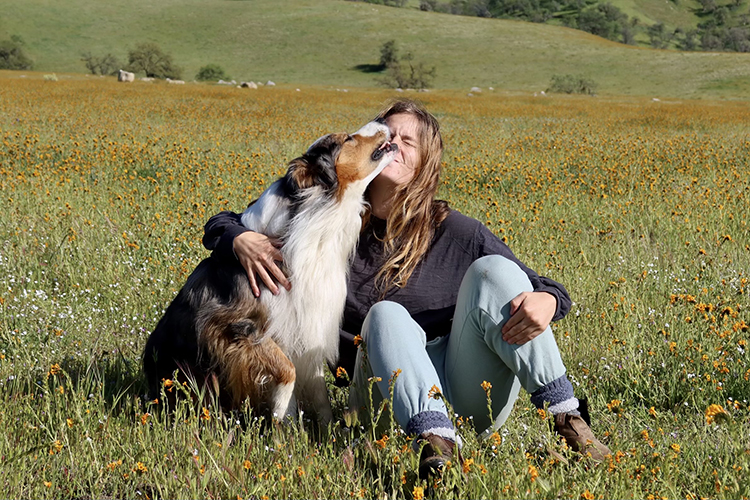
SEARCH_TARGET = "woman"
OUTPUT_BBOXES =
[203,99,610,477]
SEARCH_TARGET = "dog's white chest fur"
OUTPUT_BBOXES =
[240,179,367,366]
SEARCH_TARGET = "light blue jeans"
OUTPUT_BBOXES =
[350,255,568,436]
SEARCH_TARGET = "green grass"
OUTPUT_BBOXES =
[0,75,749,498]
[1,0,749,98]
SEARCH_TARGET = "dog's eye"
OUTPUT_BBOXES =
[345,135,354,143]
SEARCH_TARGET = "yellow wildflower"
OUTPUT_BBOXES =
[705,404,727,424]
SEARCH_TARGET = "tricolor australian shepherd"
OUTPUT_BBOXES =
[143,121,397,424]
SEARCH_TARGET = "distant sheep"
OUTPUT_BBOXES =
[118,70,135,82]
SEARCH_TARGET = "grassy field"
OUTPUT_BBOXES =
[1,74,749,499]
[2,0,750,98]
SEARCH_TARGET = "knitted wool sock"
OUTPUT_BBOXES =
[406,411,462,448]
[530,375,580,416]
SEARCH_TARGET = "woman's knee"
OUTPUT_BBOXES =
[362,301,421,344]
[465,255,532,297]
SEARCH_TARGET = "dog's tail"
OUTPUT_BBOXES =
[198,301,296,410]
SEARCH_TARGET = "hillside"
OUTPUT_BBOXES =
[1,0,749,98]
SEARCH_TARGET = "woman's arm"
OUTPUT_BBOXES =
[203,211,291,297]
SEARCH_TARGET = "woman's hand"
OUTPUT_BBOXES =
[233,231,291,297]
[501,292,557,345]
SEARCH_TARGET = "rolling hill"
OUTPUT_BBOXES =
[1,0,749,98]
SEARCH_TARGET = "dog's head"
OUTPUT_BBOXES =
[283,121,397,199]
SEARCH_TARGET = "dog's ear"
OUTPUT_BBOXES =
[284,134,341,194]
[285,157,317,194]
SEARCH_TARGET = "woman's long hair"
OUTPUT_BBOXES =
[369,99,450,295]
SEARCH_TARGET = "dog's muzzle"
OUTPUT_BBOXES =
[372,142,397,161]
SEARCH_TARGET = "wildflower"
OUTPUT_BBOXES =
[200,407,210,421]
[140,413,150,425]
[648,406,657,418]
[489,431,502,448]
[537,408,547,420]
[44,481,52,488]
[133,462,148,474]
[107,459,122,471]
[66,418,74,428]
[162,379,174,392]
[581,490,595,500]
[705,404,727,424]
[412,486,424,500]
[528,464,539,482]
[606,399,622,413]
[481,380,492,392]
[48,364,61,376]
[428,385,442,399]
[375,434,389,449]
[463,457,474,473]
[243,460,252,470]
[336,366,348,379]
[389,368,402,385]
[49,440,63,455]
[353,335,363,347]
[670,443,681,453]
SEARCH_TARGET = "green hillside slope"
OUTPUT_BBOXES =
[1,0,749,98]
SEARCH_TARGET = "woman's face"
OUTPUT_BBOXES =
[377,112,421,187]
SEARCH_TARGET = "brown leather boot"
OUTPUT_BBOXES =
[553,412,611,462]
[417,433,459,480]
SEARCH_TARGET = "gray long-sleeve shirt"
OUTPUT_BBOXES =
[203,209,571,377]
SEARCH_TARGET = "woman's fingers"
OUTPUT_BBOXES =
[254,261,280,296]
[504,322,542,345]
[502,292,556,345]
[233,231,291,296]
[264,254,291,292]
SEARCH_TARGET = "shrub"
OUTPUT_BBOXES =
[81,52,121,76]
[379,40,399,69]
[546,74,598,95]
[379,52,436,89]
[0,35,33,70]
[195,64,231,82]
[126,43,182,80]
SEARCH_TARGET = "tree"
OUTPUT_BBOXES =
[379,40,399,69]
[379,51,437,89]
[577,3,629,42]
[647,22,673,48]
[126,43,182,79]
[81,52,121,75]
[677,29,699,50]
[195,64,230,81]
[0,36,33,70]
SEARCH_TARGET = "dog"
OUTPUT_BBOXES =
[142,120,397,424]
